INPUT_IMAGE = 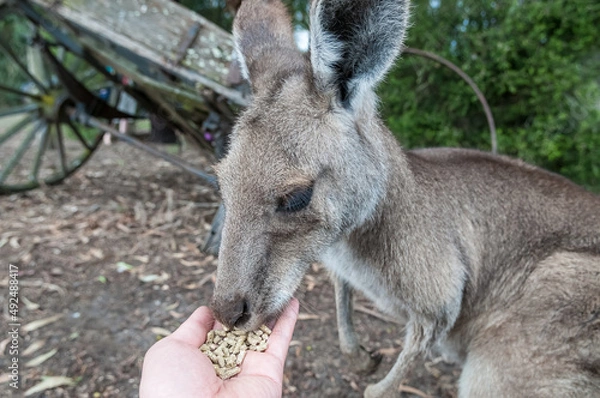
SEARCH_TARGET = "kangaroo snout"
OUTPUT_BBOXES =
[210,293,251,328]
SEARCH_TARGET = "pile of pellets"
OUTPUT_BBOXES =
[200,325,272,380]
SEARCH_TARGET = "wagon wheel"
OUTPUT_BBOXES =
[0,10,133,194]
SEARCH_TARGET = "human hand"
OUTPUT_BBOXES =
[139,298,299,398]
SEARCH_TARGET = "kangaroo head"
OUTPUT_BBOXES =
[211,0,410,329]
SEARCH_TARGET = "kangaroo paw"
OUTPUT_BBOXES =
[364,381,398,398]
[346,345,383,375]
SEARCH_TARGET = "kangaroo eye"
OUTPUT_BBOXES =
[277,185,313,213]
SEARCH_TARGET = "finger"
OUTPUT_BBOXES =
[170,306,215,347]
[265,298,299,360]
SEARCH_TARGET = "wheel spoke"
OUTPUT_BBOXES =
[67,119,92,151]
[0,103,40,118]
[0,84,44,101]
[55,121,68,176]
[0,113,37,146]
[0,40,48,94]
[30,123,50,181]
[0,120,44,184]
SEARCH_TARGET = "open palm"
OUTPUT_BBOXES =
[140,299,299,398]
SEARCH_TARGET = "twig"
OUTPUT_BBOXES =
[354,304,404,325]
[398,384,432,398]
[297,313,322,321]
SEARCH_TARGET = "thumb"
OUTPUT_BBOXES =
[170,306,216,347]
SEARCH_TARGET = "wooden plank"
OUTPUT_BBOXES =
[30,0,244,104]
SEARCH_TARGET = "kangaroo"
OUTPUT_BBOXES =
[210,0,600,396]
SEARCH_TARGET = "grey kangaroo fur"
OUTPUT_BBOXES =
[210,0,600,396]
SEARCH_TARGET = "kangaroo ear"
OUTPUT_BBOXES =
[310,0,410,109]
[233,0,304,93]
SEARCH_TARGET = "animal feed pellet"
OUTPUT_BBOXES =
[200,325,271,379]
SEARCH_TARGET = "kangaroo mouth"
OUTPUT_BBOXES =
[263,310,283,330]
[246,295,292,331]
[212,294,289,331]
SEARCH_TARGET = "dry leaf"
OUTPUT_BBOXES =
[0,373,12,384]
[24,376,75,396]
[180,259,204,267]
[9,237,20,248]
[398,384,432,398]
[14,280,65,296]
[0,338,9,353]
[197,273,215,287]
[183,241,202,255]
[22,340,46,356]
[424,360,443,378]
[25,348,58,367]
[183,282,200,289]
[169,310,184,319]
[77,253,93,263]
[22,315,63,333]
[116,261,134,273]
[188,268,205,276]
[116,223,131,233]
[21,296,40,311]
[378,347,400,356]
[150,327,172,337]
[90,248,104,259]
[138,272,169,283]
[134,255,149,263]
[297,313,321,321]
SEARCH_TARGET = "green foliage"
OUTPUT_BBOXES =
[2,1,595,189]
[178,0,309,31]
[178,0,234,30]
[0,14,31,106]
[188,0,599,190]
[379,0,600,190]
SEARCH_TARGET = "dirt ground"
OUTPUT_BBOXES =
[0,142,460,397]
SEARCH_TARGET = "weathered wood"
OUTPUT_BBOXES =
[29,0,246,105]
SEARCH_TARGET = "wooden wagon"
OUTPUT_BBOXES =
[0,0,245,194]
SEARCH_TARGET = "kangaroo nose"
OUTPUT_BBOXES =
[211,295,250,328]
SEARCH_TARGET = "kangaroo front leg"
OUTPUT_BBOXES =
[334,276,382,374]
[364,320,429,398]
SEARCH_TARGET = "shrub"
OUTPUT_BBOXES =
[379,0,600,190]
